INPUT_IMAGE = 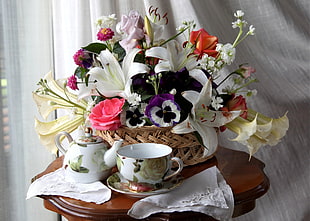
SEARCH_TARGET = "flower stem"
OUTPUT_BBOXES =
[231,78,258,94]
[159,27,188,47]
[44,83,86,111]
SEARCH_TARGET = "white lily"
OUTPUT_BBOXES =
[33,72,88,153]
[225,109,289,158]
[145,41,208,85]
[172,80,241,157]
[88,48,149,98]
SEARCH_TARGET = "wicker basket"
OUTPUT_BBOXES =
[97,126,217,167]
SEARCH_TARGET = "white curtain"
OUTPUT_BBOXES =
[0,0,56,220]
[1,0,308,220]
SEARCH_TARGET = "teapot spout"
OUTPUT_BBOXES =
[103,139,123,168]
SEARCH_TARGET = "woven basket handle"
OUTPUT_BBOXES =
[163,157,183,181]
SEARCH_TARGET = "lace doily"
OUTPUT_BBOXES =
[128,166,234,221]
[26,167,111,204]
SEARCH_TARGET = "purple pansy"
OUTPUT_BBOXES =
[145,94,181,127]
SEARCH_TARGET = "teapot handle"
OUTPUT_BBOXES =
[55,131,73,155]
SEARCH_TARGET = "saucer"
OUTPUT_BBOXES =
[107,172,183,198]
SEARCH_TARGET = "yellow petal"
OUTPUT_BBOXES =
[32,92,64,120]
[265,112,289,146]
[226,115,258,142]
[35,115,84,154]
[144,15,153,43]
[243,134,268,158]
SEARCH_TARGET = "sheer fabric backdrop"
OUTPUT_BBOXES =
[0,0,56,220]
[0,0,307,220]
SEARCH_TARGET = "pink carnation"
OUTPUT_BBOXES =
[67,75,78,90]
[89,98,125,131]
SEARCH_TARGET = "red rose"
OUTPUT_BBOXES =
[190,28,218,58]
[226,95,248,119]
[220,95,247,132]
[89,98,125,130]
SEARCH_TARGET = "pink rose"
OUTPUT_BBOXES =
[89,98,125,130]
[118,11,144,52]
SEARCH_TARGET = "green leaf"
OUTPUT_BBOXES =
[69,162,80,172]
[78,166,90,173]
[113,42,126,61]
[82,43,107,54]
[74,67,89,80]
[134,53,145,63]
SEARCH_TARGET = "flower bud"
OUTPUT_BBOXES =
[144,16,153,43]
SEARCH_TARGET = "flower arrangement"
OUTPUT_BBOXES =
[33,7,288,158]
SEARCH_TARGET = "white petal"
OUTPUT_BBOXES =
[172,117,195,134]
[189,69,209,85]
[190,119,218,156]
[128,63,150,79]
[196,110,241,127]
[182,90,200,105]
[145,47,169,60]
[195,80,213,109]
[99,50,125,86]
[154,61,171,73]
[122,48,141,77]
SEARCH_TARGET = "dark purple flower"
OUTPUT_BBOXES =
[145,94,181,127]
[73,49,93,69]
[160,68,203,94]
[131,73,155,95]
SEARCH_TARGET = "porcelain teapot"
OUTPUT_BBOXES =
[55,128,123,183]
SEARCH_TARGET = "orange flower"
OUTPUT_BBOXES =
[190,28,218,58]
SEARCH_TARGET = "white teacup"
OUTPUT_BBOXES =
[116,143,183,191]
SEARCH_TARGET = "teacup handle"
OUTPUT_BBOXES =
[163,157,183,181]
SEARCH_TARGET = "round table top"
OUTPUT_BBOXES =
[35,146,269,221]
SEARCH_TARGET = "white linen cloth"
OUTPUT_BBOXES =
[128,166,234,221]
[26,168,111,204]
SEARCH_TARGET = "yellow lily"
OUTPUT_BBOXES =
[33,71,88,153]
[225,109,289,158]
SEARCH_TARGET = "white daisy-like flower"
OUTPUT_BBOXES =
[216,43,236,65]
[96,14,117,28]
[234,10,244,18]
[232,19,247,29]
[248,25,255,35]
[127,92,142,106]
[211,96,224,110]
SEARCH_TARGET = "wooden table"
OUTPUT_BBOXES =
[34,146,269,221]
